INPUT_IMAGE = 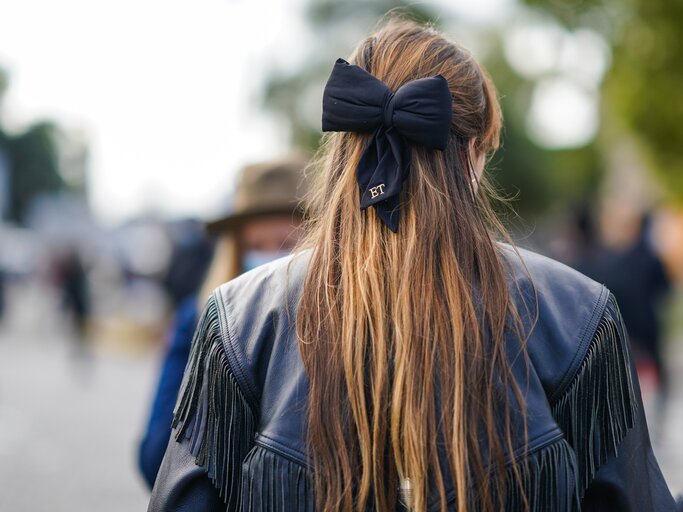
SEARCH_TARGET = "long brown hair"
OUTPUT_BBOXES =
[296,19,527,512]
[198,234,243,302]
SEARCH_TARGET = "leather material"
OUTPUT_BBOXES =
[215,246,602,471]
[149,435,225,511]
[149,245,678,511]
[500,245,610,404]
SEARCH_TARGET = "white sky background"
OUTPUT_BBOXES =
[0,0,603,225]
[0,0,308,224]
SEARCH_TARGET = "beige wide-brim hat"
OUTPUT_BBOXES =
[206,154,310,234]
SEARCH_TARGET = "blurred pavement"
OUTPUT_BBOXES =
[653,336,683,496]
[0,279,155,512]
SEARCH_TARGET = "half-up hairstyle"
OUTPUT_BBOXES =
[296,18,528,512]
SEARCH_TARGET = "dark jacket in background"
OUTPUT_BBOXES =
[575,228,671,380]
[148,247,679,511]
[139,294,198,489]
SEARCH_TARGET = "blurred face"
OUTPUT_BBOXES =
[599,200,641,249]
[238,214,303,271]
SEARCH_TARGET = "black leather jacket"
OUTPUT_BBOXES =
[149,246,679,511]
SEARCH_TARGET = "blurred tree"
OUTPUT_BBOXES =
[0,68,12,220]
[261,1,604,217]
[5,122,65,223]
[0,67,74,224]
[263,1,440,149]
[483,42,603,217]
[0,68,7,110]
[522,0,683,203]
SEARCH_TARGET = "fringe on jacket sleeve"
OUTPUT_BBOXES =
[550,292,638,498]
[171,293,257,509]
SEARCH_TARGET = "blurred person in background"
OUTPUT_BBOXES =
[51,246,90,347]
[138,156,309,489]
[569,203,673,430]
[162,219,215,309]
[149,19,678,512]
[594,209,672,396]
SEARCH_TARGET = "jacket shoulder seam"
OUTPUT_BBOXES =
[548,292,638,495]
[549,284,609,404]
[214,288,261,411]
[171,294,257,506]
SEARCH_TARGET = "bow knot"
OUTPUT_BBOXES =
[382,92,396,128]
[322,58,452,232]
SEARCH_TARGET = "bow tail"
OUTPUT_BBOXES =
[356,128,411,232]
[375,196,401,233]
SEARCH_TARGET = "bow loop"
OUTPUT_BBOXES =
[322,58,452,232]
[391,76,452,150]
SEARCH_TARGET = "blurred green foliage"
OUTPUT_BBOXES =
[483,47,603,216]
[262,1,608,217]
[523,0,683,203]
[263,1,438,150]
[0,68,66,224]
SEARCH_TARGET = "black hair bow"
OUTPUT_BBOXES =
[322,58,452,232]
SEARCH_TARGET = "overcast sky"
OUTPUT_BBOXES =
[5,0,596,226]
[0,0,313,224]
